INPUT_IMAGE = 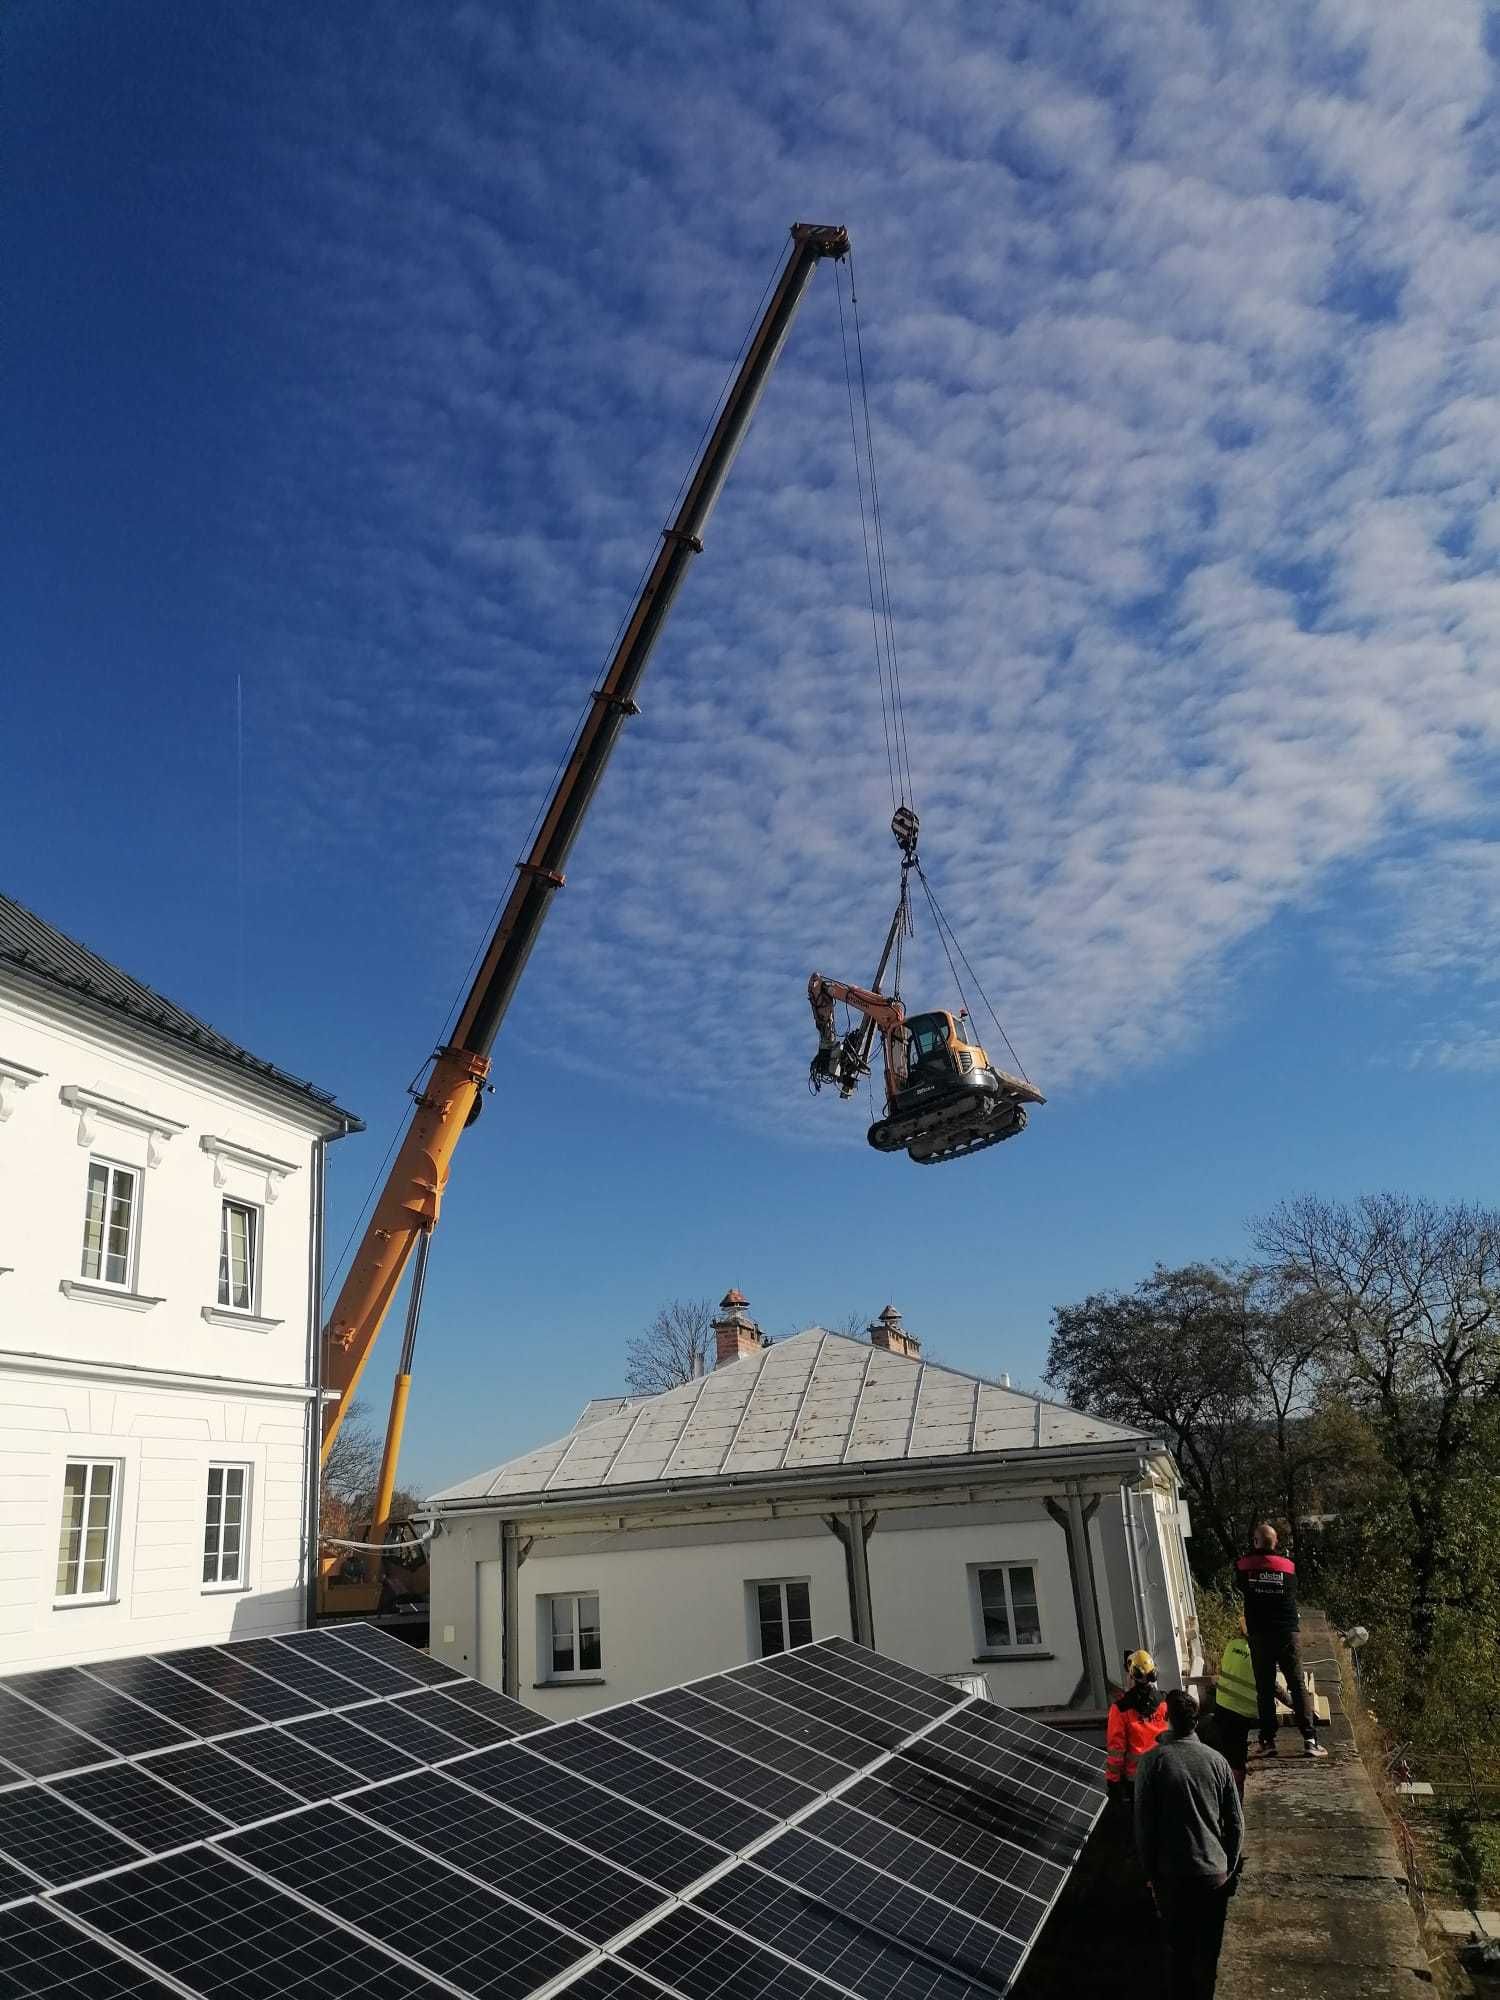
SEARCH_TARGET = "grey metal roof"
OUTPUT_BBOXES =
[430,1327,1153,1504]
[0,890,361,1130]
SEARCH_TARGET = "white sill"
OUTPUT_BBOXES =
[54,1595,121,1610]
[201,1581,250,1596]
[975,1650,1056,1663]
[59,1278,163,1312]
[200,1306,283,1333]
[533,1677,607,1688]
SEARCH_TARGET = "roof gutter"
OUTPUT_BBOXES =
[426,1435,1168,1518]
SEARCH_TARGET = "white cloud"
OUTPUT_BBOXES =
[244,0,1500,1135]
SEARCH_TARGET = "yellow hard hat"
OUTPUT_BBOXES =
[1127,1650,1156,1677]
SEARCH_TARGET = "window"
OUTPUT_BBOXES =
[218,1201,260,1312]
[543,1592,601,1678]
[753,1579,813,1657]
[55,1461,120,1601]
[974,1563,1044,1651]
[203,1465,249,1587]
[80,1161,138,1287]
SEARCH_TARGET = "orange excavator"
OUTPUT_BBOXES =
[808,808,1044,1166]
[317,223,851,1617]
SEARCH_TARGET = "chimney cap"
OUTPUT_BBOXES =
[877,1304,902,1324]
[719,1288,749,1311]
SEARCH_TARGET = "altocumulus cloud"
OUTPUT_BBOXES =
[241,0,1500,1121]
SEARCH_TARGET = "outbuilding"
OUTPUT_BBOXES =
[427,1294,1200,1722]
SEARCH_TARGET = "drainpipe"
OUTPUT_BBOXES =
[1120,1476,1149,1668]
[302,1137,326,1629]
[501,1522,522,1697]
[823,1499,877,1646]
[1045,1485,1108,1709]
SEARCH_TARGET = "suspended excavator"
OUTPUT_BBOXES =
[807,808,1044,1166]
[316,223,851,1619]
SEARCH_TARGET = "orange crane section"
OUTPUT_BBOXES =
[317,224,851,1608]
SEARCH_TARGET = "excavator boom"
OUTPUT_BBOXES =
[318,224,850,1598]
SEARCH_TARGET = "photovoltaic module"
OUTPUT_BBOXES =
[0,1624,1105,1998]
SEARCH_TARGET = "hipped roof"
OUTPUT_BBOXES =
[430,1327,1153,1505]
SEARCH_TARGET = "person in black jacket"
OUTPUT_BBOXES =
[1234,1523,1326,1759]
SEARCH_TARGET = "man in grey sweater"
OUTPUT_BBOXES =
[1135,1688,1244,2000]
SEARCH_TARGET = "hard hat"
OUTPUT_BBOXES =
[1127,1650,1156,1678]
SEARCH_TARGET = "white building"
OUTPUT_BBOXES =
[0,892,359,1671]
[427,1295,1200,1724]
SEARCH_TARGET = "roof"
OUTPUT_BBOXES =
[430,1327,1154,1505]
[0,890,362,1131]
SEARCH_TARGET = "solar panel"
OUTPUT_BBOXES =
[583,1703,820,1818]
[319,1620,464,1684]
[156,1645,319,1722]
[226,1801,594,1998]
[7,1667,191,1757]
[0,1627,1107,1999]
[397,1685,524,1747]
[0,1898,180,1995]
[84,1654,267,1739]
[353,1769,669,1940]
[50,1761,226,1855]
[0,1779,144,1887]
[57,1845,454,1997]
[0,1686,111,1777]
[449,1741,725,1889]
[528,1720,779,1852]
[133,1743,303,1827]
[222,1636,369,1708]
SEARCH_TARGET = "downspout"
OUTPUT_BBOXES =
[302,1137,326,1628]
[1045,1487,1108,1709]
[823,1499,877,1646]
[502,1522,522,1697]
[1120,1475,1149,1668]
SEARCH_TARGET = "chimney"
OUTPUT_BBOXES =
[868,1304,922,1359]
[713,1288,768,1368]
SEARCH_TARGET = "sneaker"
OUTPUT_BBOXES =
[1253,1741,1279,1759]
[1303,1740,1328,1759]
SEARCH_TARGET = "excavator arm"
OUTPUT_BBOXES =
[318,222,850,1588]
[808,973,908,1100]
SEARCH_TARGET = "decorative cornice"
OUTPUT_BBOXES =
[58,1277,165,1313]
[58,1085,186,1166]
[0,1058,43,1122]
[200,1305,284,1334]
[0,1347,316,1401]
[198,1134,300,1204]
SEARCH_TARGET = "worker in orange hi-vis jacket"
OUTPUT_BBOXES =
[1106,1650,1169,1801]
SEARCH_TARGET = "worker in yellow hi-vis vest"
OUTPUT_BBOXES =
[1206,1617,1260,1799]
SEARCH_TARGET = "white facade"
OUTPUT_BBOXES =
[428,1322,1201,1724]
[0,925,356,1671]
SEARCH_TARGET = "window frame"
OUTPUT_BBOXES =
[202,1462,252,1591]
[217,1197,262,1315]
[54,1459,122,1605]
[538,1590,603,1682]
[79,1157,141,1292]
[969,1560,1047,1658]
[749,1576,814,1657]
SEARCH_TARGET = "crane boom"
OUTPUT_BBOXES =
[318,224,850,1561]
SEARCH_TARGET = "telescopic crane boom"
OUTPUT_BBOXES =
[318,224,850,1600]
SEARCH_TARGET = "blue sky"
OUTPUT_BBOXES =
[6,1,1499,1494]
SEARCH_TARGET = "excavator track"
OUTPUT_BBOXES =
[907,1107,1028,1166]
[867,1090,1030,1164]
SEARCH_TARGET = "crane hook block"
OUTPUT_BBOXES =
[892,805,920,856]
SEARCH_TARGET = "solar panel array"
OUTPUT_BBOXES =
[0,1624,1106,1999]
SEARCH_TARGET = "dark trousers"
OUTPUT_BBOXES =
[1205,1708,1251,1799]
[1249,1628,1313,1743]
[1154,1875,1231,2000]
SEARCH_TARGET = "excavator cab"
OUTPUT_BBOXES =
[870,1009,1044,1167]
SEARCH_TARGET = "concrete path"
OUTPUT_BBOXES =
[1218,1612,1434,1998]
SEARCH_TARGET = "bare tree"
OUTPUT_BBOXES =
[1256,1193,1500,1657]
[625,1298,716,1395]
